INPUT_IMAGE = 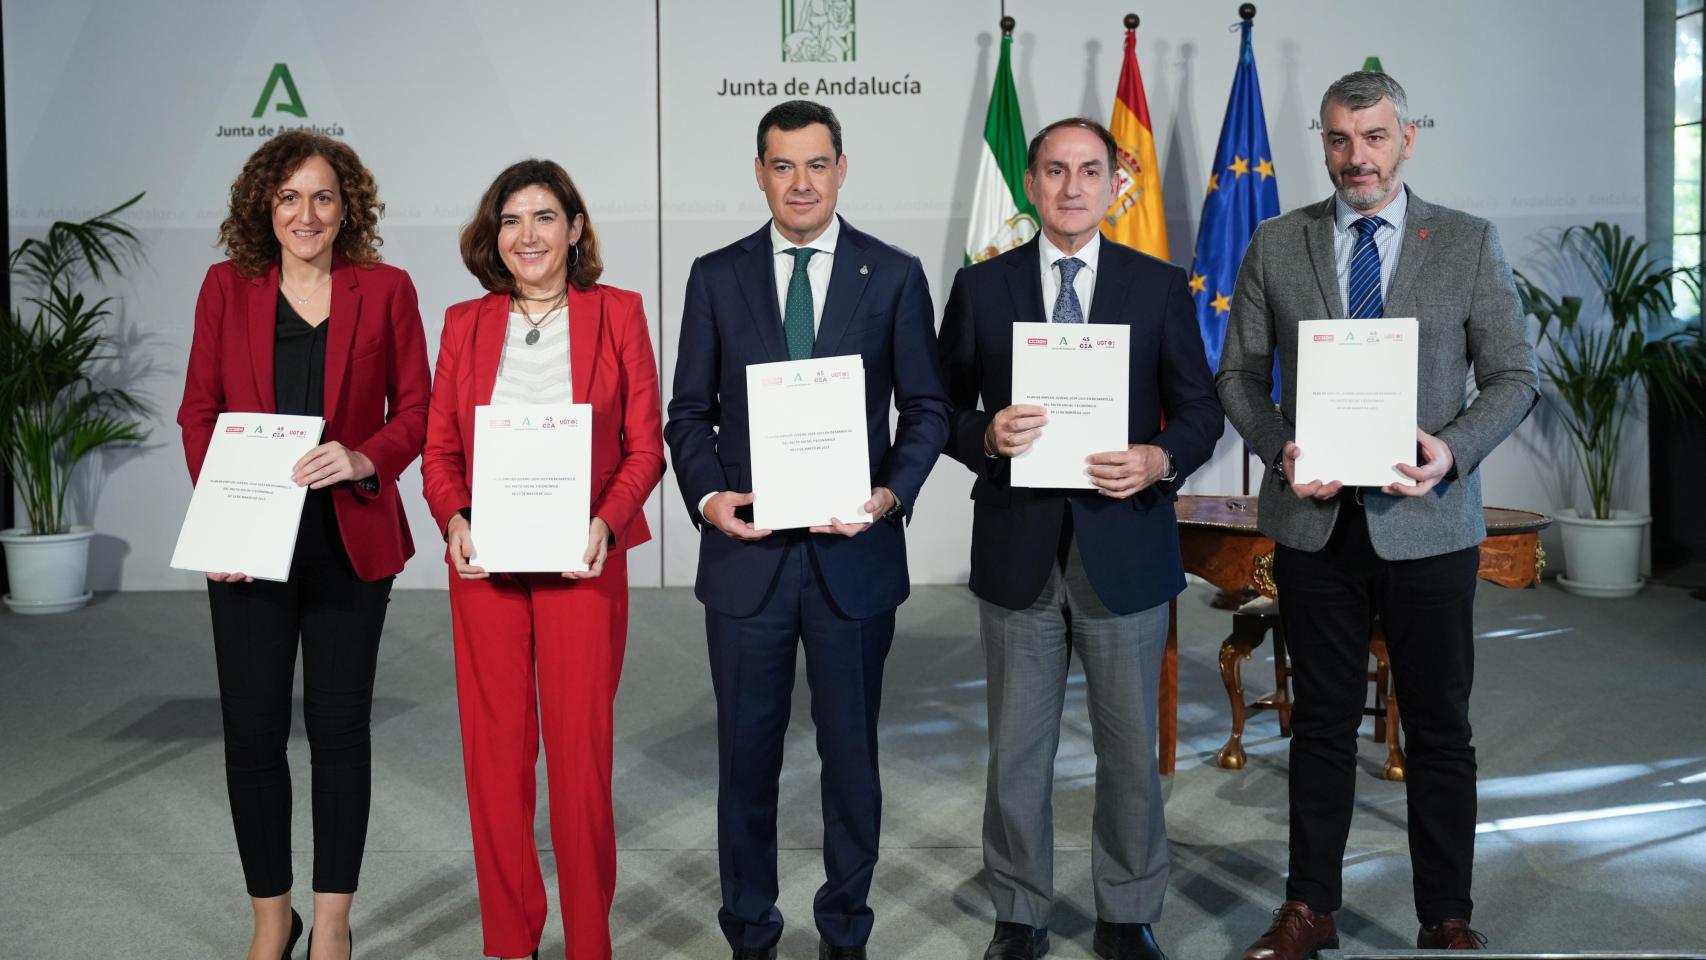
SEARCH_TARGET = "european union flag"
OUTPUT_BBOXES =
[1188,16,1280,394]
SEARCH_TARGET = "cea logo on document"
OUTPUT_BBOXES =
[216,63,347,140]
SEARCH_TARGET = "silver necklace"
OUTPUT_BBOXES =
[514,288,567,345]
[282,272,331,307]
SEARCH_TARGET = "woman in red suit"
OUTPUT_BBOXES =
[178,131,429,960]
[422,159,664,960]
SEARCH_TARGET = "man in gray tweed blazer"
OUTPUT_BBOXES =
[1217,71,1537,958]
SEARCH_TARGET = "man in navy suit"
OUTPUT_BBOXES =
[665,99,950,960]
[937,117,1223,960]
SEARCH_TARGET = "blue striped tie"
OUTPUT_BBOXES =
[1346,216,1386,319]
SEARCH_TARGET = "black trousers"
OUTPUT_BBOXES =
[207,492,392,897]
[1275,497,1480,924]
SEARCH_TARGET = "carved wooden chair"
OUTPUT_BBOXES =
[1214,597,1405,780]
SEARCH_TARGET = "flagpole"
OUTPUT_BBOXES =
[1001,14,1014,35]
[1240,1,1256,497]
[1125,13,1138,30]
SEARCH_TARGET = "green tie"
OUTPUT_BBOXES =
[783,247,818,361]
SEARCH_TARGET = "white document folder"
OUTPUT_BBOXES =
[1009,322,1131,489]
[1294,318,1419,488]
[471,404,593,572]
[170,412,324,581]
[746,355,873,531]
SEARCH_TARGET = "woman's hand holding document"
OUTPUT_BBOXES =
[746,355,873,531]
[170,412,324,581]
[1007,322,1130,489]
[470,404,592,573]
[1292,318,1421,491]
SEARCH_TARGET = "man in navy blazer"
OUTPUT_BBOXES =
[665,100,949,960]
[938,118,1222,960]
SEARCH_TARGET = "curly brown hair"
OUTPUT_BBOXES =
[460,159,603,294]
[218,131,385,278]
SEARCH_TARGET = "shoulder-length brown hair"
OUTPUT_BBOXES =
[460,159,603,293]
[217,131,384,278]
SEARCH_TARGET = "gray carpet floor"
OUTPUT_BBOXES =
[3,580,1704,958]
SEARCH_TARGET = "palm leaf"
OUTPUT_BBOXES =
[1523,222,1702,519]
[3,193,151,535]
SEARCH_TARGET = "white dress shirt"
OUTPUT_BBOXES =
[771,215,839,335]
[1038,231,1101,322]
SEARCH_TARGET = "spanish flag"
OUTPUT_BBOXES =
[1101,23,1168,259]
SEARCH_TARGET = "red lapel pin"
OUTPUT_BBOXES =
[1418,228,1429,239]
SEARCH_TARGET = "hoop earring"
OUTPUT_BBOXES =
[569,245,581,268]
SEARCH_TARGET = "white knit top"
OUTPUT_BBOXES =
[491,308,571,405]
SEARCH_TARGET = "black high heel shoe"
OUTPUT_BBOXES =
[281,909,304,959]
[304,927,353,959]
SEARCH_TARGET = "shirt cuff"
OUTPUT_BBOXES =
[697,491,718,522]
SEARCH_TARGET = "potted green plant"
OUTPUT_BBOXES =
[1,195,150,614]
[1516,222,1706,598]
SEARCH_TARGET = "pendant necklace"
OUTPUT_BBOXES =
[515,287,567,346]
[282,272,331,307]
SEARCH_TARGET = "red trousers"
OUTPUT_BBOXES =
[449,552,627,959]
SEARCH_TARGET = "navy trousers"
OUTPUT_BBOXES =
[706,536,896,950]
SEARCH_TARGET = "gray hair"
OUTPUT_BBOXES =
[1320,71,1410,129]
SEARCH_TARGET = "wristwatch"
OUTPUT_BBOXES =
[1158,447,1178,484]
[882,493,906,521]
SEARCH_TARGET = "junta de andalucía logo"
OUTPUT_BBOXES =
[782,0,855,63]
[218,63,344,139]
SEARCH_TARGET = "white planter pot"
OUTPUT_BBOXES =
[0,526,96,614]
[1553,509,1649,599]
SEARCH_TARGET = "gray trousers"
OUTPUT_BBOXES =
[980,537,1171,927]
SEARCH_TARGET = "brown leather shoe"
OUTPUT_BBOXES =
[1241,901,1338,960]
[1417,919,1487,949]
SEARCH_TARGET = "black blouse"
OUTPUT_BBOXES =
[273,292,339,561]
[274,292,328,416]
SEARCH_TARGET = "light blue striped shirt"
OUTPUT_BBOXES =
[1332,186,1408,317]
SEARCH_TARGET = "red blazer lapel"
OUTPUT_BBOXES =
[247,266,280,412]
[567,284,603,405]
[322,257,360,419]
[473,293,508,407]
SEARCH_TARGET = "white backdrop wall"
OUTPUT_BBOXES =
[5,0,1644,591]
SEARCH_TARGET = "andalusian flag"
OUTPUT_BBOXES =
[1101,24,1168,259]
[965,28,1037,264]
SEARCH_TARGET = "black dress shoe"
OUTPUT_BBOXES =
[732,947,778,960]
[1093,919,1167,960]
[819,943,868,959]
[985,920,1050,960]
[281,909,304,959]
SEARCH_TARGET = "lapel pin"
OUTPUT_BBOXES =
[1417,229,1429,239]
[860,264,869,275]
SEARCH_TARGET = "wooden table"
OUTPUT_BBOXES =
[1158,495,1550,775]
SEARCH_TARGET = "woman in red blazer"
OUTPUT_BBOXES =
[177,131,429,960]
[422,159,664,960]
